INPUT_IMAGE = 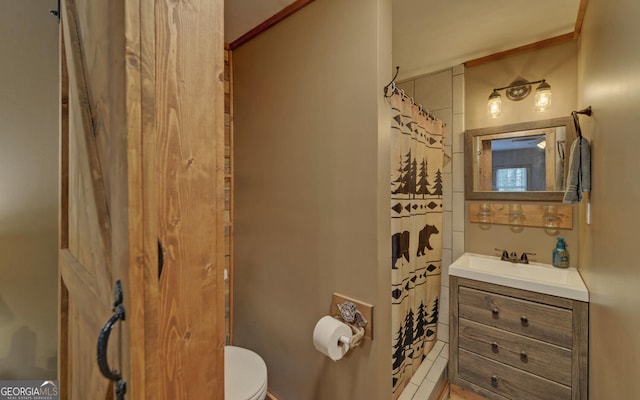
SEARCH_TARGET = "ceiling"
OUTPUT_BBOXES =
[225,0,582,79]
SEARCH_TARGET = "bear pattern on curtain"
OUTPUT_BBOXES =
[389,92,445,398]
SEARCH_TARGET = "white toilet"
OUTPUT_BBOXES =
[224,345,268,400]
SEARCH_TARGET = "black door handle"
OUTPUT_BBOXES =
[96,280,127,399]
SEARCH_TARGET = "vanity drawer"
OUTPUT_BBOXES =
[458,286,573,347]
[459,318,572,386]
[459,349,571,400]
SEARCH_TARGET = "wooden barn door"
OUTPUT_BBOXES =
[58,0,226,398]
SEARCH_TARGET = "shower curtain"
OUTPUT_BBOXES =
[389,92,445,398]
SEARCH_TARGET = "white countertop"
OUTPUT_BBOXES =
[450,252,589,302]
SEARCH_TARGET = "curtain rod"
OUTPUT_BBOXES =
[383,66,444,124]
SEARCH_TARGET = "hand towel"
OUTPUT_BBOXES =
[563,136,591,203]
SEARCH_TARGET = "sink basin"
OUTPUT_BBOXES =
[450,253,589,301]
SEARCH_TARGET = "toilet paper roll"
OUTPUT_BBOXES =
[313,316,352,361]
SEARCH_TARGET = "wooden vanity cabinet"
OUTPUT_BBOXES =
[449,276,588,400]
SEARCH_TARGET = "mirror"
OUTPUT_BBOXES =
[465,117,576,201]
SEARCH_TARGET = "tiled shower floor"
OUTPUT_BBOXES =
[398,340,449,400]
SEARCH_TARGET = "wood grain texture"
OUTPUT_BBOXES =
[62,0,114,297]
[459,318,572,385]
[155,0,225,398]
[459,286,573,347]
[451,384,491,400]
[464,33,575,68]
[224,47,235,344]
[59,24,70,251]
[58,27,70,400]
[59,0,160,398]
[58,277,69,400]
[123,0,160,397]
[544,131,556,191]
[455,379,510,400]
[459,350,571,400]
[454,277,574,309]
[464,117,577,202]
[468,203,573,230]
[61,0,226,398]
[450,276,460,384]
[574,0,589,38]
[59,0,122,397]
[572,301,589,400]
[450,277,589,400]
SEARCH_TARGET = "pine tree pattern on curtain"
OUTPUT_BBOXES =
[390,93,445,398]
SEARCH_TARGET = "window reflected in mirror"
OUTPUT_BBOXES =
[465,117,576,201]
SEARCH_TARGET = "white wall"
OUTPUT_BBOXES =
[577,0,640,397]
[0,0,59,379]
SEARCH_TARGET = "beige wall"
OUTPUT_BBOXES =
[0,1,59,379]
[233,0,392,399]
[577,0,640,397]
[464,41,579,266]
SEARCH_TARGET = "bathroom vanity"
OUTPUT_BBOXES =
[449,253,589,400]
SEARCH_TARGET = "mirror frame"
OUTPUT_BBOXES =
[464,116,576,201]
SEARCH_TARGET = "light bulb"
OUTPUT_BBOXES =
[535,81,552,112]
[487,90,502,118]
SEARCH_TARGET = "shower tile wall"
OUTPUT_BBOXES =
[396,65,465,345]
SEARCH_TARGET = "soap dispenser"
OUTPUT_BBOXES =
[552,237,569,268]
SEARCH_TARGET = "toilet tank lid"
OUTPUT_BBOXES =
[225,346,267,400]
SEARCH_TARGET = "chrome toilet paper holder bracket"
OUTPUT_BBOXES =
[335,301,367,350]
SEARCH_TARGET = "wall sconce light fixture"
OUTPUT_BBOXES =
[487,78,552,118]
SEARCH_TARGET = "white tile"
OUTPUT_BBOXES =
[442,174,452,211]
[452,193,465,232]
[441,267,449,289]
[426,341,445,361]
[414,70,453,111]
[452,64,464,76]
[433,108,452,133]
[452,153,464,193]
[442,248,452,269]
[453,231,465,261]
[443,149,452,175]
[410,357,434,385]
[398,382,419,400]
[439,287,450,321]
[442,211,452,250]
[442,343,450,360]
[441,248,452,287]
[452,113,465,154]
[414,379,437,399]
[438,323,450,344]
[396,80,414,99]
[426,355,449,383]
[452,74,465,115]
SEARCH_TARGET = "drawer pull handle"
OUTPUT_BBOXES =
[491,342,499,352]
[520,351,528,361]
[520,316,529,325]
[491,308,499,316]
[491,375,498,387]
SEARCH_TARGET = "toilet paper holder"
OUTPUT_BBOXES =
[335,301,368,352]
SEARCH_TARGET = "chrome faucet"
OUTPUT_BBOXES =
[519,252,536,264]
[495,249,536,264]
